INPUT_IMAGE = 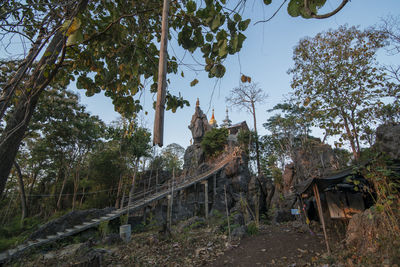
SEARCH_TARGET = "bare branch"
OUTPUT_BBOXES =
[254,0,288,25]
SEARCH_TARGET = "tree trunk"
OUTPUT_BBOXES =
[127,158,140,217]
[28,169,38,201]
[72,166,80,210]
[115,173,123,208]
[57,166,70,210]
[251,101,261,176]
[342,115,358,160]
[14,161,28,223]
[0,0,89,198]
[0,31,46,120]
[153,0,170,147]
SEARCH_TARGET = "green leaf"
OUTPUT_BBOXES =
[206,33,213,42]
[218,39,228,57]
[211,14,222,31]
[287,0,301,17]
[186,1,196,13]
[264,0,272,4]
[238,19,251,31]
[233,13,241,22]
[190,79,199,86]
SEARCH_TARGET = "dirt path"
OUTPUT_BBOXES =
[208,223,326,267]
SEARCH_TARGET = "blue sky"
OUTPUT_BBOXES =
[58,1,400,148]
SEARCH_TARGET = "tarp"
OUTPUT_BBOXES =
[294,167,366,194]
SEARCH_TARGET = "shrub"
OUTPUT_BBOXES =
[246,221,259,236]
[201,128,228,157]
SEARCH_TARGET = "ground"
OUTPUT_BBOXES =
[208,223,326,267]
[7,220,333,267]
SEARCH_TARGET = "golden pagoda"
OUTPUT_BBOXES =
[209,109,218,128]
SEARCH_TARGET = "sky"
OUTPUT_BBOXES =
[3,0,399,150]
[76,0,400,150]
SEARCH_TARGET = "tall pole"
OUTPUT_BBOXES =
[153,0,170,146]
[313,183,331,254]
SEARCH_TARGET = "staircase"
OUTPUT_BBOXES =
[0,152,236,263]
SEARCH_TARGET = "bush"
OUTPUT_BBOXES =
[246,221,259,236]
[201,128,228,157]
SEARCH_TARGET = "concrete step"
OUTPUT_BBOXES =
[46,235,57,240]
[57,232,64,236]
[91,219,101,222]
[37,238,46,242]
[8,249,17,256]
[65,228,75,232]
[17,244,27,250]
[0,251,9,261]
[74,225,84,229]
[83,222,92,225]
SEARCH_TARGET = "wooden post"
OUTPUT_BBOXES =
[194,183,198,214]
[202,180,209,223]
[153,0,170,146]
[156,169,159,193]
[313,183,331,254]
[213,173,217,199]
[167,195,172,229]
[224,185,231,242]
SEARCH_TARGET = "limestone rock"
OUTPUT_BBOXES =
[182,144,205,176]
[376,123,400,160]
[188,105,211,144]
[346,208,382,254]
[231,225,247,239]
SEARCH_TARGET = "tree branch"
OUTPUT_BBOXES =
[254,0,288,25]
[306,0,349,19]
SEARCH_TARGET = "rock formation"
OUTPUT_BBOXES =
[375,123,400,160]
[188,99,211,145]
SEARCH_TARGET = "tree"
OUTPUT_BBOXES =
[226,82,267,176]
[201,127,228,157]
[288,25,389,160]
[162,143,185,174]
[262,102,311,169]
[0,0,254,197]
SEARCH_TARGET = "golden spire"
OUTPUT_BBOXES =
[209,108,217,127]
[196,98,200,107]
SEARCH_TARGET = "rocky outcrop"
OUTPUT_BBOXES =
[292,140,340,182]
[282,163,295,195]
[182,144,206,177]
[346,208,383,254]
[376,123,400,160]
[188,102,211,145]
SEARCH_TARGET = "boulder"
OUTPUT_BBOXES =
[376,124,400,160]
[346,208,383,254]
[231,225,247,239]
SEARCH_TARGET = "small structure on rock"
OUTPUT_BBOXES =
[209,109,218,128]
[220,108,232,128]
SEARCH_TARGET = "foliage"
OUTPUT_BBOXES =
[0,215,42,251]
[98,221,110,238]
[161,143,185,174]
[289,25,391,160]
[246,221,259,236]
[262,102,311,169]
[201,127,228,157]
